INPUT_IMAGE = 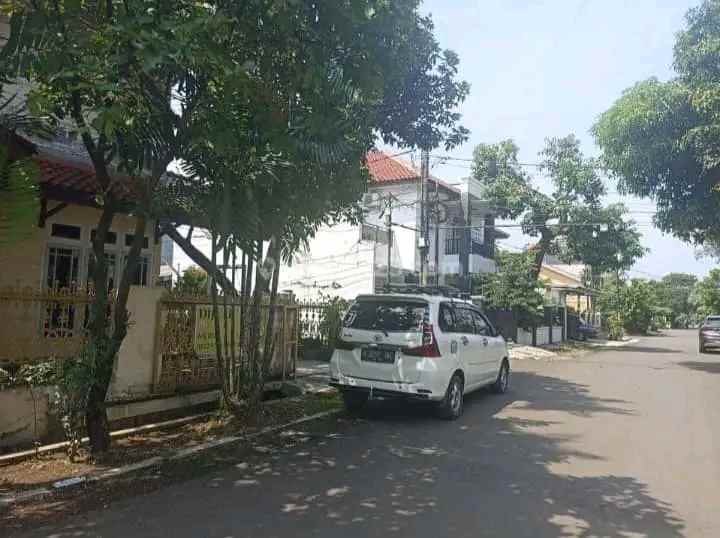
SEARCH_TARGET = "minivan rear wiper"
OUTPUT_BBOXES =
[370,321,389,337]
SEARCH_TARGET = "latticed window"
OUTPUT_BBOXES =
[127,255,150,286]
[44,246,81,338]
[361,223,390,245]
[445,228,462,255]
[471,227,484,245]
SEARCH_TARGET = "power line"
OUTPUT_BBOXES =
[292,246,373,264]
[293,263,371,281]
[627,268,664,279]
[370,149,415,163]
[438,221,659,230]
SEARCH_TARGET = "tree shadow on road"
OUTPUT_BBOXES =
[6,372,685,538]
[678,361,720,374]
[595,345,681,354]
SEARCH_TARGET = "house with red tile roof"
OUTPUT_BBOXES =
[1,132,163,291]
[279,150,506,300]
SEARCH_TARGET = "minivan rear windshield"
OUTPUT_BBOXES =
[343,300,427,332]
[705,317,720,328]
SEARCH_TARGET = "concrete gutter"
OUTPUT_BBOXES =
[0,409,340,507]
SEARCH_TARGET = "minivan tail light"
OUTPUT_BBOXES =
[404,323,441,358]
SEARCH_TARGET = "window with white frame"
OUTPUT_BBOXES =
[45,227,83,338]
[87,252,119,291]
[46,246,81,289]
[444,227,462,255]
[123,232,153,287]
[88,229,120,291]
[126,254,151,286]
[42,221,153,291]
[471,226,484,245]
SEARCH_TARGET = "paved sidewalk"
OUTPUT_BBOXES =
[295,360,332,394]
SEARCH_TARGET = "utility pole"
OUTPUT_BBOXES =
[434,176,440,286]
[385,195,393,288]
[419,149,430,285]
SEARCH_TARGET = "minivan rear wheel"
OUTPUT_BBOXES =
[342,390,368,416]
[438,373,464,420]
[493,360,510,394]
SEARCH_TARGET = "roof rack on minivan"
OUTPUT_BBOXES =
[379,284,470,300]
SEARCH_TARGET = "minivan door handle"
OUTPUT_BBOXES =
[460,335,469,346]
[482,337,488,347]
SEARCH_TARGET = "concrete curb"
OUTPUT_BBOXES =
[0,409,341,507]
[585,338,640,348]
[0,412,216,467]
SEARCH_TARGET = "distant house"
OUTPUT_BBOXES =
[280,150,507,300]
[540,257,599,326]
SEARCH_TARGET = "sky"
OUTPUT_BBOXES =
[418,0,716,279]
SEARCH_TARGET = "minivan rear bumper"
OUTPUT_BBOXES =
[329,374,441,401]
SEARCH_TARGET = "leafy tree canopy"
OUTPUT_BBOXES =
[0,90,52,247]
[594,0,720,245]
[693,269,720,317]
[174,266,208,296]
[597,278,663,336]
[656,273,698,327]
[475,251,544,329]
[558,203,647,277]
[473,136,643,277]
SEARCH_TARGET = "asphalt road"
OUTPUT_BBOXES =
[17,330,720,537]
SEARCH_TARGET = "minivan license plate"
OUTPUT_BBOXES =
[361,348,396,364]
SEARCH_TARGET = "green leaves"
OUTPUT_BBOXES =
[475,252,544,329]
[595,1,720,245]
[0,145,40,247]
[559,203,646,276]
[597,278,662,336]
[693,269,720,317]
[175,266,209,295]
[474,135,614,275]
[0,87,47,248]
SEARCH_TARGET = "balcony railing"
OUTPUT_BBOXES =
[471,239,494,259]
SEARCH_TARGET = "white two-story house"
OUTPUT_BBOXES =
[280,151,507,300]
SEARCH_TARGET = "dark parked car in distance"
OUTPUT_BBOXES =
[576,322,598,341]
[698,316,720,353]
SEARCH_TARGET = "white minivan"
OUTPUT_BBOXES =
[329,292,510,419]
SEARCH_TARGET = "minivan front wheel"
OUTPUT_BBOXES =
[342,390,368,416]
[438,373,464,420]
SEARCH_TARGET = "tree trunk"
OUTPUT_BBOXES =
[85,400,111,453]
[209,232,235,412]
[163,224,237,294]
[84,204,115,454]
[530,230,553,281]
[85,212,147,455]
[260,239,282,392]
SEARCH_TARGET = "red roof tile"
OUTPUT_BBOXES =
[34,156,135,201]
[36,158,98,192]
[366,150,419,184]
[365,150,460,196]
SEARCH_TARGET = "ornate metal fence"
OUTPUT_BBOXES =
[154,296,299,394]
[0,285,113,367]
[297,299,348,360]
